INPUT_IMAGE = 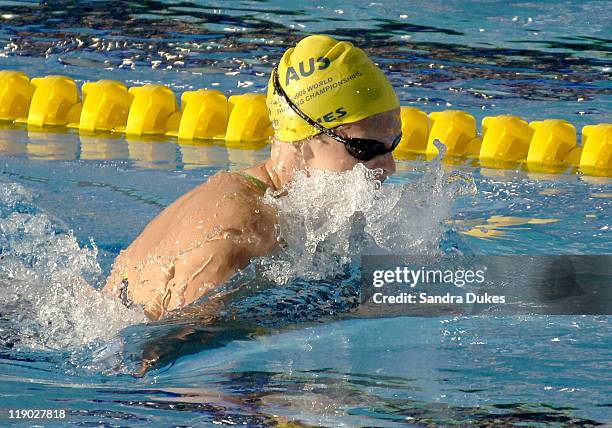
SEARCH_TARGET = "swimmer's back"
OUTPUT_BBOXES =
[103,169,277,320]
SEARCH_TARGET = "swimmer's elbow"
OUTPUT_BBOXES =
[167,238,271,311]
[102,271,119,295]
[103,254,128,297]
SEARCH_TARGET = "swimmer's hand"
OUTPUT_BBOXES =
[132,307,266,377]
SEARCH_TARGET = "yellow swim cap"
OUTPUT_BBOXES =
[266,34,399,142]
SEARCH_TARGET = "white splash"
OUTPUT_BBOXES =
[260,161,474,284]
[0,180,146,351]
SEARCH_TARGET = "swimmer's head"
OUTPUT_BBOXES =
[266,35,401,179]
[267,34,399,142]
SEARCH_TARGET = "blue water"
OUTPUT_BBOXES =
[1,1,611,427]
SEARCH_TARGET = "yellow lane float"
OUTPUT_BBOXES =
[0,70,34,121]
[527,119,578,174]
[580,124,611,177]
[426,110,481,158]
[170,89,229,140]
[73,80,131,132]
[396,107,610,177]
[225,93,273,143]
[396,106,428,155]
[15,75,82,127]
[124,84,179,136]
[0,70,610,177]
[479,115,533,168]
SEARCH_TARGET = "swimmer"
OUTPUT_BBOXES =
[103,34,402,321]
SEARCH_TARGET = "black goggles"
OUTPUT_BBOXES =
[271,67,402,162]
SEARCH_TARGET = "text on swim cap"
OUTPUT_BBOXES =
[285,57,331,86]
[291,71,363,105]
[316,107,347,124]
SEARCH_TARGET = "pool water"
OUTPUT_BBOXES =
[0,1,611,427]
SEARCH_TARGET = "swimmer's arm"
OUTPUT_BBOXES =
[163,210,278,314]
[103,252,127,296]
[165,239,260,309]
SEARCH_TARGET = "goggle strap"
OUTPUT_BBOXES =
[272,67,351,144]
[272,67,401,161]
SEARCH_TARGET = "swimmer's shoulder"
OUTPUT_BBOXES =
[197,169,277,233]
[206,165,273,195]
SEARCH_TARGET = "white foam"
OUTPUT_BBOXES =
[0,180,146,351]
[260,161,474,285]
